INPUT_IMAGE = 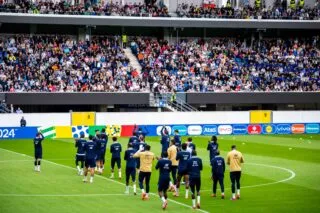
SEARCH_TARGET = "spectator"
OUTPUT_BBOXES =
[16,107,23,113]
[20,116,26,127]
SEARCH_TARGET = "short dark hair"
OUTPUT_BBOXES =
[101,128,106,133]
[80,132,85,138]
[139,135,144,141]
[231,145,236,150]
[89,135,94,140]
[191,150,197,156]
[187,137,192,142]
[128,143,133,148]
[211,136,217,142]
[174,129,179,133]
[170,139,175,145]
[181,143,187,150]
[112,136,117,142]
[95,130,99,133]
[216,150,220,155]
[145,144,151,151]
[162,151,168,158]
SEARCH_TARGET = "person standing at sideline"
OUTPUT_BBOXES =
[227,145,244,200]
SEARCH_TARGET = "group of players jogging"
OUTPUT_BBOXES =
[34,125,244,210]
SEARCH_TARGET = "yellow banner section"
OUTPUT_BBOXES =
[71,112,95,126]
[55,126,72,138]
[250,110,272,124]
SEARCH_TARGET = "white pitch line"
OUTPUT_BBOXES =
[0,193,130,197]
[202,162,296,192]
[0,148,209,213]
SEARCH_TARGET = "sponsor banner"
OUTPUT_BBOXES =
[202,125,218,135]
[275,124,291,134]
[305,123,320,134]
[262,124,276,134]
[291,124,305,134]
[0,127,38,139]
[106,125,122,137]
[72,126,89,138]
[38,126,56,138]
[156,126,172,136]
[55,126,72,138]
[88,125,106,136]
[172,125,188,136]
[218,125,232,135]
[232,125,248,135]
[187,125,202,136]
[248,125,262,134]
[120,125,135,137]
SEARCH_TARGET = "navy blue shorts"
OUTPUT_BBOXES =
[85,158,96,168]
[126,167,136,183]
[34,149,42,159]
[97,151,106,161]
[158,177,170,192]
[178,168,188,176]
[111,158,121,169]
[76,155,85,162]
[189,177,201,193]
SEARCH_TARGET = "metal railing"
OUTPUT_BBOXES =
[152,93,198,112]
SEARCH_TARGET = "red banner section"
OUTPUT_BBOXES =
[291,124,305,134]
[248,125,262,134]
[120,125,135,137]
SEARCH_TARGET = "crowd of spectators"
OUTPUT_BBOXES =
[176,2,320,20]
[131,37,320,92]
[0,34,147,92]
[0,0,170,17]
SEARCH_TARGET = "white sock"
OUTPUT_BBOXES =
[222,192,225,196]
[161,196,166,203]
[169,181,173,187]
[34,166,37,170]
[90,176,93,182]
[37,166,40,171]
[185,189,189,198]
[237,189,240,195]
[133,183,137,193]
[119,171,122,178]
[141,189,145,194]
[126,186,129,192]
[197,195,200,204]
[192,199,196,207]
[232,193,236,199]
[176,188,179,194]
[77,165,80,172]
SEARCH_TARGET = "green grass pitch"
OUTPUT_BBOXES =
[0,135,320,213]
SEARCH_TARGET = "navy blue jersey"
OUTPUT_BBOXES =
[174,135,182,148]
[110,142,122,159]
[188,142,196,151]
[34,134,44,150]
[75,139,87,155]
[155,158,172,179]
[124,148,136,168]
[176,151,191,170]
[210,156,225,176]
[161,135,170,153]
[129,136,139,144]
[187,156,203,178]
[207,142,219,159]
[84,140,97,160]
[98,138,107,152]
[133,141,146,152]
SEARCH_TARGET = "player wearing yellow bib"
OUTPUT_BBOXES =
[227,145,244,200]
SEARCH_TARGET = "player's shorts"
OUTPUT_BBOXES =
[76,155,85,162]
[178,168,188,176]
[126,167,136,182]
[189,177,201,192]
[111,158,121,169]
[34,149,42,159]
[158,177,170,192]
[97,151,106,161]
[85,158,96,168]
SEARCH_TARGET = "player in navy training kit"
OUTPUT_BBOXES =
[210,150,225,199]
[155,152,172,210]
[187,137,196,152]
[75,133,86,175]
[110,136,122,179]
[124,143,137,195]
[133,125,149,138]
[207,136,219,161]
[83,135,97,183]
[160,126,170,157]
[173,130,182,151]
[174,143,191,198]
[96,130,108,174]
[34,132,44,172]
[133,135,146,173]
[187,150,203,209]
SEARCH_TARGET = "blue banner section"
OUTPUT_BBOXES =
[0,127,38,139]
[0,123,319,139]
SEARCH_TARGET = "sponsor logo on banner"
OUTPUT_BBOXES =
[233,125,248,135]
[276,124,291,134]
[156,126,172,136]
[187,125,202,135]
[306,124,320,134]
[172,125,187,136]
[202,125,218,135]
[248,125,262,134]
[291,124,305,134]
[262,125,276,134]
[218,125,232,135]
